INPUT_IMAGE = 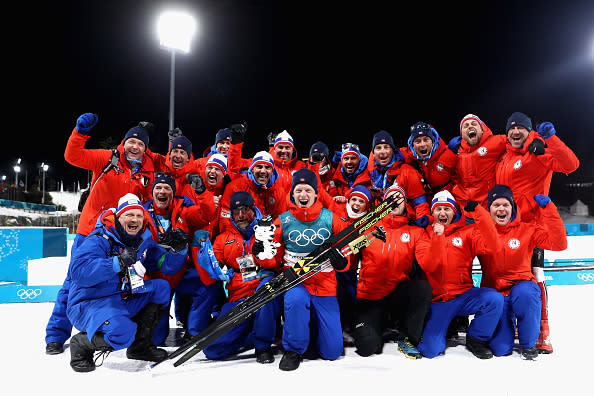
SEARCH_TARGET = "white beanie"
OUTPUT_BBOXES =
[431,190,457,212]
[273,130,295,150]
[115,193,143,217]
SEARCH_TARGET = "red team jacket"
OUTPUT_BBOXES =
[495,131,579,222]
[357,213,438,301]
[65,127,159,236]
[423,205,502,302]
[478,203,568,296]
[450,122,507,210]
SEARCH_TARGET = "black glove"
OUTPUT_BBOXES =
[138,121,155,136]
[464,201,479,212]
[252,240,265,258]
[119,247,138,269]
[168,127,183,142]
[165,228,189,252]
[230,122,247,144]
[266,132,277,147]
[222,174,232,188]
[186,173,206,195]
[325,248,348,271]
[527,138,545,156]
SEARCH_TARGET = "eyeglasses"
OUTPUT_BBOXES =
[341,143,360,152]
[231,206,253,216]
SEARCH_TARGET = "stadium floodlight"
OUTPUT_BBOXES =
[41,163,49,204]
[157,10,197,131]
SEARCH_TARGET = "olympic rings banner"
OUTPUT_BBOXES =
[0,283,61,303]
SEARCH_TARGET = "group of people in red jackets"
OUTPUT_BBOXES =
[44,110,578,372]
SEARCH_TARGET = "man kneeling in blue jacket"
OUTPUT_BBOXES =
[66,193,171,372]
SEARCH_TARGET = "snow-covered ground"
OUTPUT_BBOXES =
[1,284,591,396]
[1,192,592,395]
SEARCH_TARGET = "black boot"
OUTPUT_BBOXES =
[70,332,112,372]
[279,350,302,371]
[465,336,493,359]
[46,342,64,355]
[126,303,169,362]
[255,349,275,364]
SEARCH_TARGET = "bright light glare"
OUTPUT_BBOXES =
[13,165,20,173]
[157,11,196,53]
[42,163,49,172]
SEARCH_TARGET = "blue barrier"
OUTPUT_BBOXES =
[0,198,57,212]
[473,265,594,287]
[0,227,67,282]
[564,223,594,236]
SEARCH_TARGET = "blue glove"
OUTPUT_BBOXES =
[226,267,235,280]
[448,136,462,153]
[537,122,556,139]
[76,113,98,135]
[534,194,551,208]
[415,215,429,228]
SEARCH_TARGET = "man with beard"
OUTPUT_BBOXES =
[366,130,430,226]
[405,122,457,197]
[329,143,373,201]
[448,114,508,210]
[218,151,288,235]
[203,191,284,363]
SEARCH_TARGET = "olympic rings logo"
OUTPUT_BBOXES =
[17,288,42,300]
[577,273,594,282]
[287,227,331,247]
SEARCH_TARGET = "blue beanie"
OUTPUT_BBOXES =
[124,125,150,147]
[215,128,232,144]
[230,191,254,210]
[348,185,372,205]
[372,130,396,150]
[170,136,193,157]
[291,168,318,194]
[152,172,176,195]
[506,112,532,132]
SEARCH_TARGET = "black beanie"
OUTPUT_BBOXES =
[309,141,329,159]
[152,172,176,195]
[488,184,514,208]
[124,125,150,148]
[170,136,193,157]
[215,128,232,144]
[291,168,318,194]
[506,112,532,132]
[372,130,396,150]
[409,122,435,143]
[230,191,255,210]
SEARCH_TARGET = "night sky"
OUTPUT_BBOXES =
[6,0,594,207]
